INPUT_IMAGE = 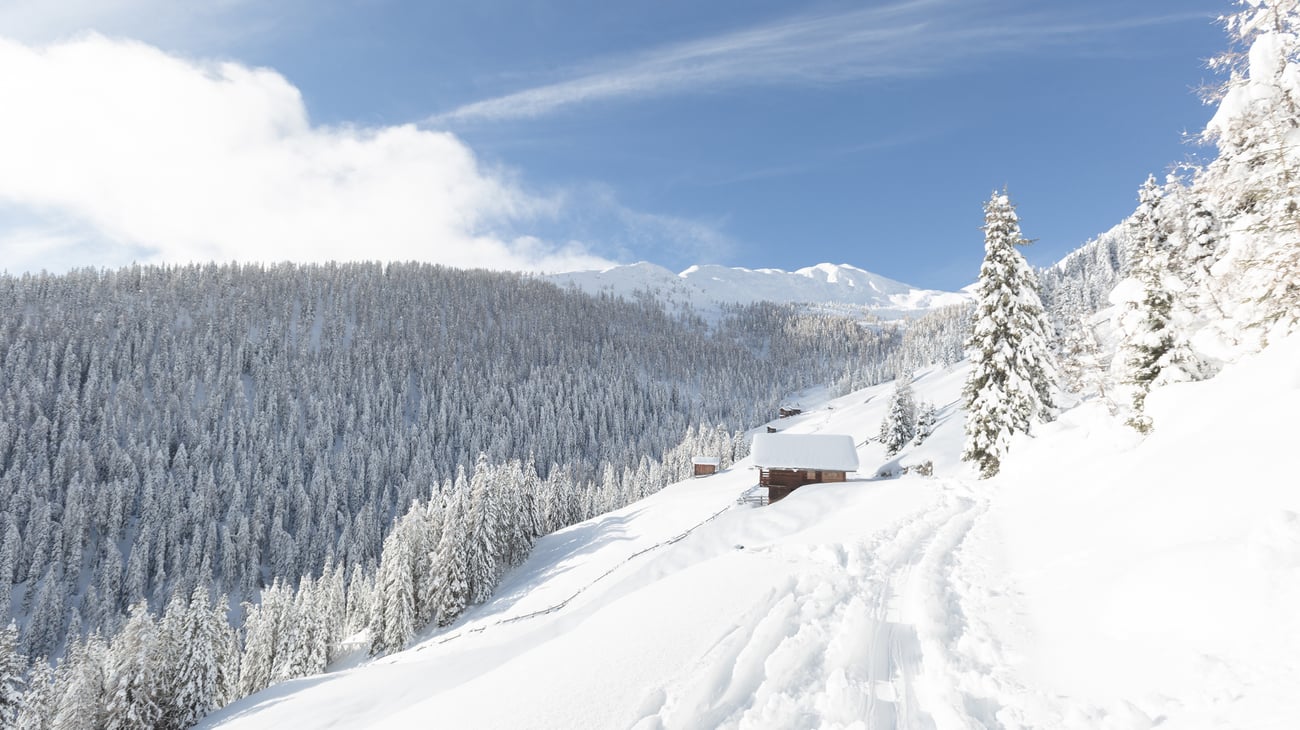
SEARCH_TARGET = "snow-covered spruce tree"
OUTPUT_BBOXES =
[1199,0,1300,336]
[411,500,444,629]
[466,454,500,605]
[962,190,1059,478]
[878,372,917,454]
[344,565,373,638]
[52,632,107,730]
[15,659,53,730]
[913,402,938,446]
[324,563,350,662]
[504,459,539,570]
[255,575,332,686]
[1115,176,1202,433]
[1057,310,1107,400]
[369,524,416,656]
[237,581,294,697]
[158,587,236,728]
[0,525,16,618]
[102,602,163,730]
[0,621,25,725]
[1181,192,1221,294]
[431,485,471,628]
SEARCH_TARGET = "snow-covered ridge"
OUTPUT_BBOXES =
[546,262,970,318]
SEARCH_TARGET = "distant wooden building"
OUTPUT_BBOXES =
[751,433,859,503]
[778,406,803,419]
[692,457,721,477]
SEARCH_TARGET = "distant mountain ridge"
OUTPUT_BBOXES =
[547,262,970,318]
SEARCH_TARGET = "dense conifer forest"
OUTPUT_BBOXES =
[0,261,917,678]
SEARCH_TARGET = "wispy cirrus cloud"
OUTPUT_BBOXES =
[529,183,737,267]
[429,1,1217,125]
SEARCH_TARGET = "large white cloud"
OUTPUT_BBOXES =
[0,34,616,274]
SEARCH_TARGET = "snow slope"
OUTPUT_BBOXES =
[546,262,970,318]
[206,333,1300,729]
[950,333,1300,728]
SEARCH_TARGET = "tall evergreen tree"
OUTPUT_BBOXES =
[0,621,25,725]
[317,562,347,663]
[466,454,499,604]
[237,581,294,697]
[913,401,938,447]
[52,633,107,730]
[509,458,539,564]
[878,372,918,455]
[369,528,416,657]
[1200,0,1300,334]
[103,603,164,730]
[407,502,441,628]
[431,487,471,628]
[158,587,234,728]
[1057,311,1107,400]
[1180,192,1221,291]
[1116,176,1202,432]
[962,190,1059,478]
[16,659,54,730]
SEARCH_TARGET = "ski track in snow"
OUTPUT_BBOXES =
[626,477,1151,730]
[628,483,1005,730]
[907,483,1162,730]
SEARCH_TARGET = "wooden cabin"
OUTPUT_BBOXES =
[750,433,859,503]
[692,457,721,477]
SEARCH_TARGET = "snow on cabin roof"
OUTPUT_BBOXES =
[750,433,859,472]
[691,457,722,466]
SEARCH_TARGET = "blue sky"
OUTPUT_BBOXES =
[0,0,1227,290]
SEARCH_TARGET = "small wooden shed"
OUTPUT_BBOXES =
[692,456,722,477]
[751,433,859,503]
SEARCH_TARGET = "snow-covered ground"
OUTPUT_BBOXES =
[205,333,1300,730]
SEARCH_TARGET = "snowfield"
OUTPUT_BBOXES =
[205,333,1300,730]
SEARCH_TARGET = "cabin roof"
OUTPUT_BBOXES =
[750,433,859,472]
[691,456,722,466]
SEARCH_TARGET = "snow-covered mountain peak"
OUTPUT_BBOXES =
[793,262,914,294]
[797,262,858,285]
[547,261,969,318]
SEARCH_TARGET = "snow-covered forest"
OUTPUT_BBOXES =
[0,260,927,725]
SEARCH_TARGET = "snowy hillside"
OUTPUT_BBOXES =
[204,331,1300,729]
[14,5,1300,727]
[547,262,970,318]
